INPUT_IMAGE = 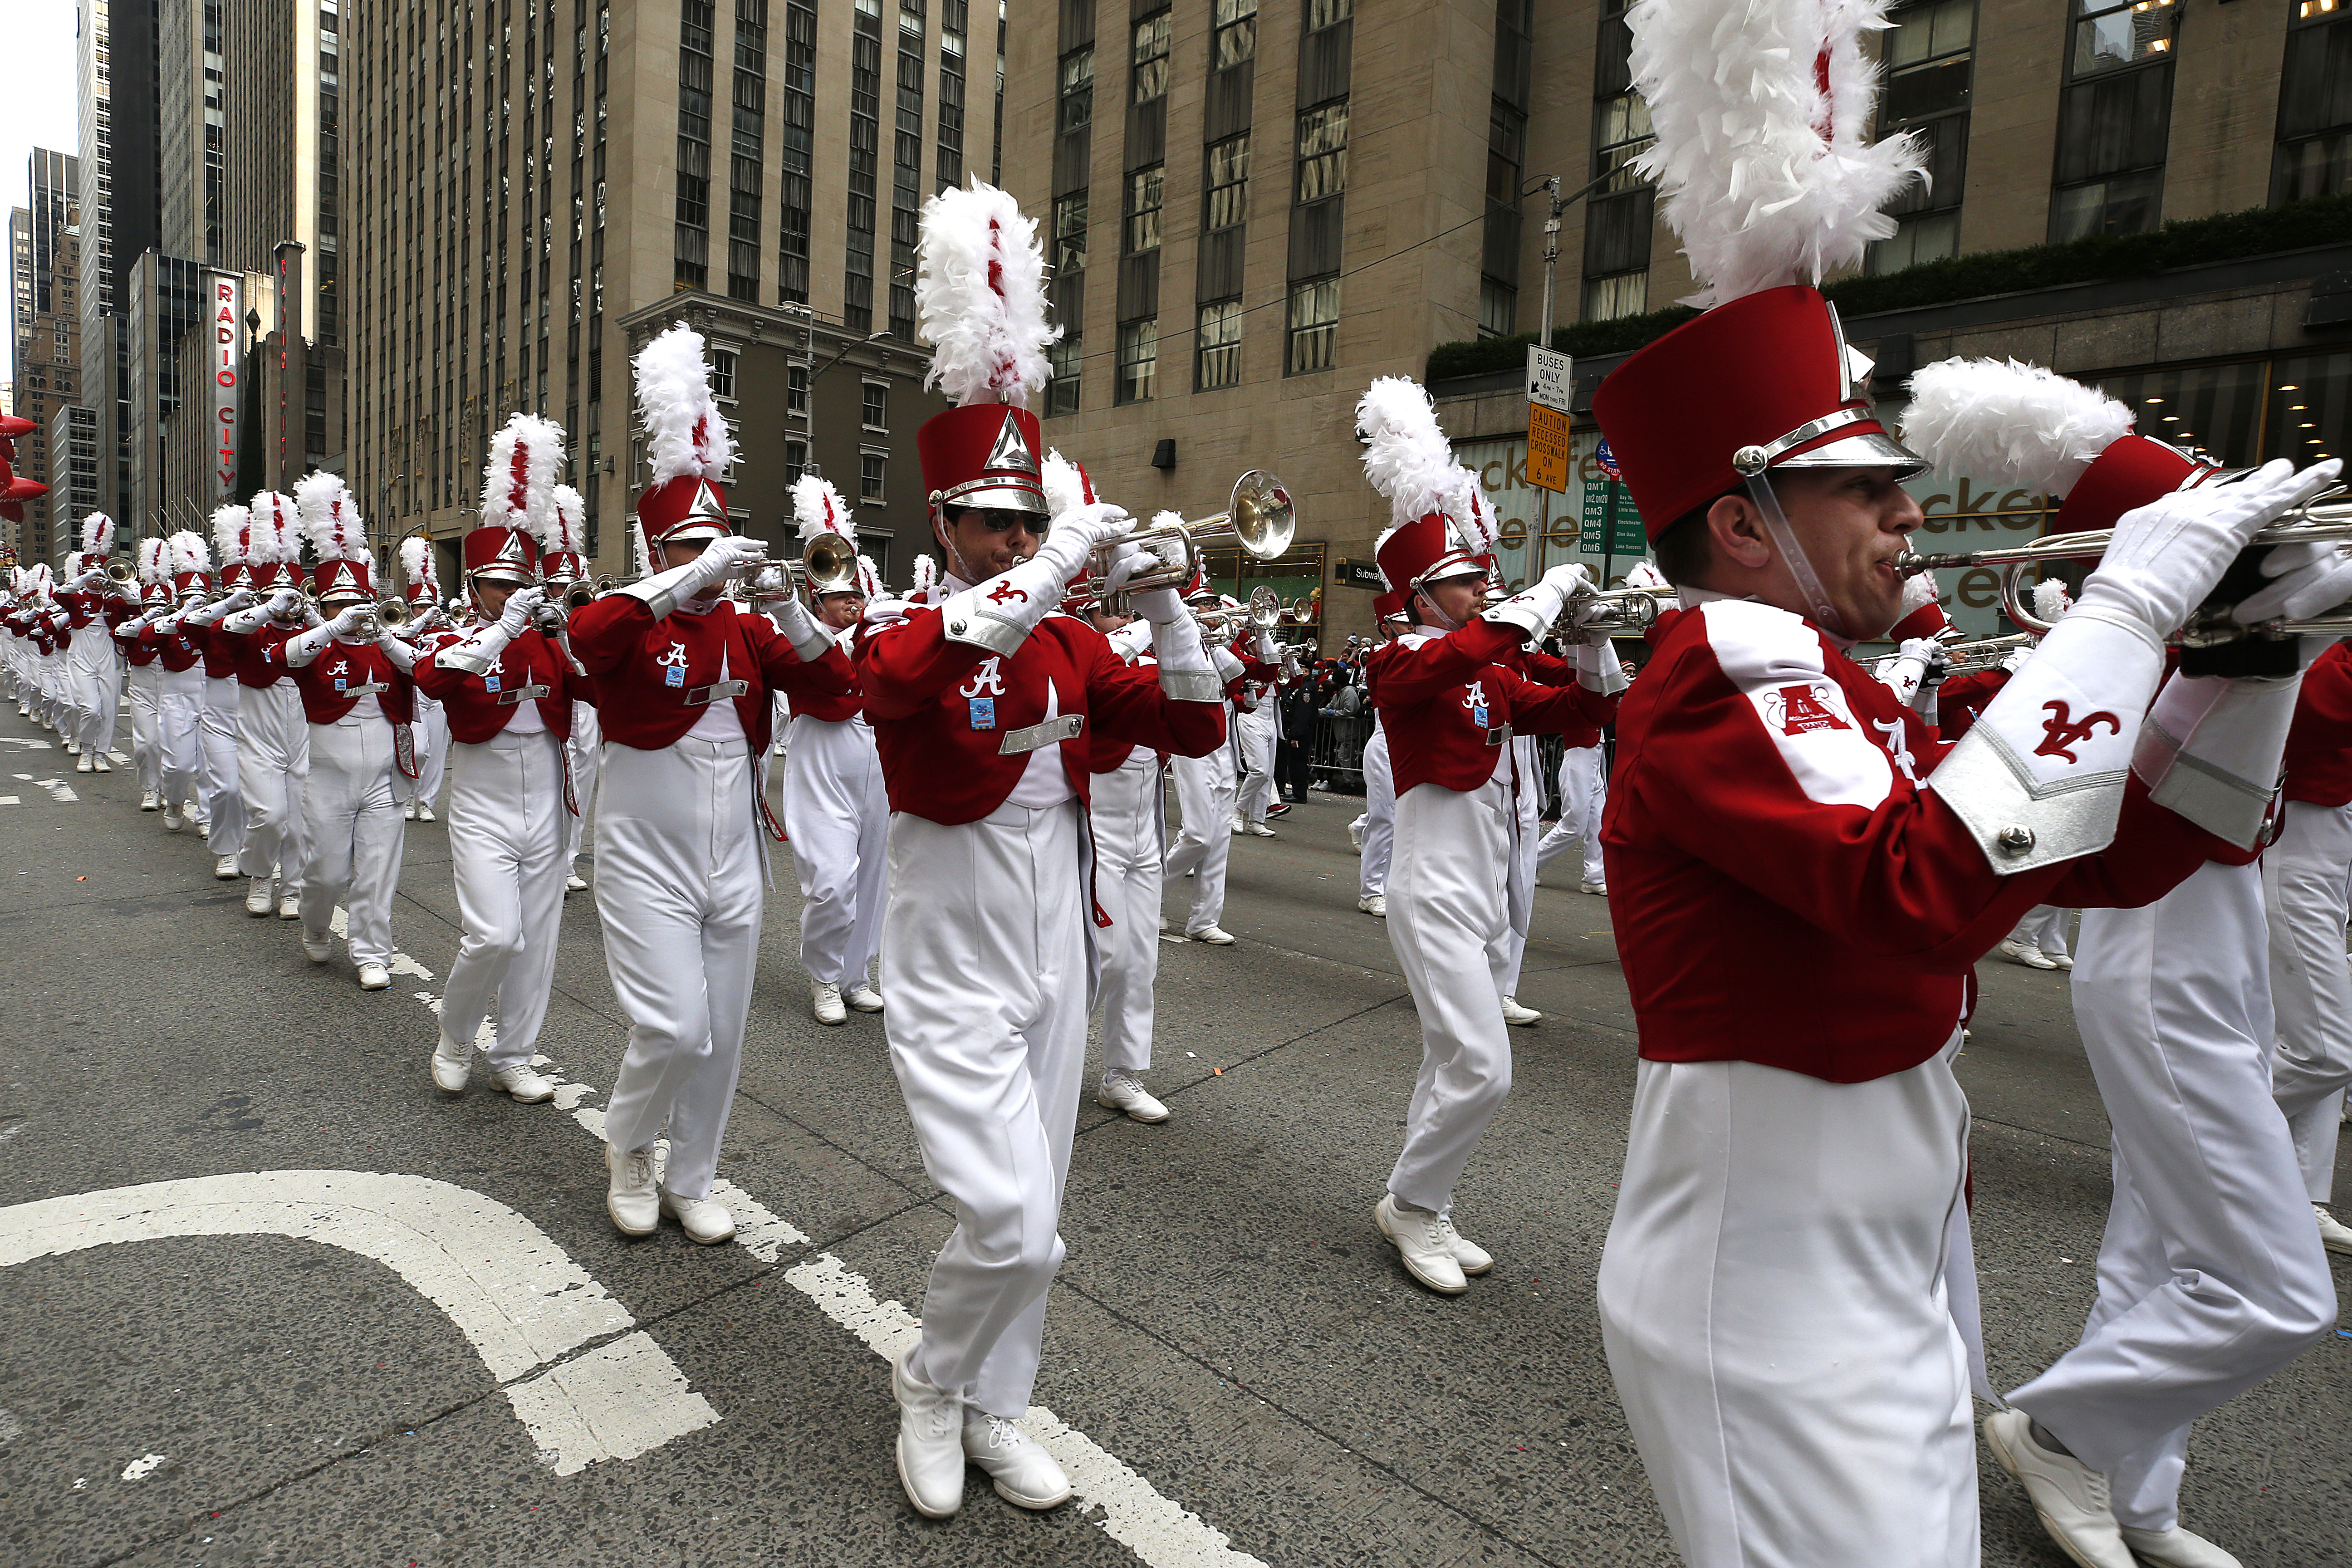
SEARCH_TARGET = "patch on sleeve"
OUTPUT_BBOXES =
[1701,600,1895,811]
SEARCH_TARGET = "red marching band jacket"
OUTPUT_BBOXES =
[262,636,417,725]
[856,604,1225,825]
[196,619,241,679]
[1932,667,2009,743]
[2281,640,2352,809]
[412,623,591,743]
[1365,620,1619,795]
[1509,643,1615,749]
[785,625,867,724]
[1603,599,2242,1086]
[217,622,301,689]
[1087,638,1162,774]
[565,594,854,753]
[138,619,206,672]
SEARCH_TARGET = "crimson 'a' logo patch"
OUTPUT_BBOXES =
[1766,682,1851,735]
[2034,701,2121,764]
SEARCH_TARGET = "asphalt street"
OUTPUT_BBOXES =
[1,701,2347,1568]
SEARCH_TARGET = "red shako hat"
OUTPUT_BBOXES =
[167,531,213,597]
[248,490,302,588]
[1373,590,1408,624]
[298,471,374,606]
[397,534,441,605]
[632,325,734,548]
[211,504,258,588]
[1883,568,1951,643]
[471,412,563,582]
[914,179,1059,519]
[539,483,590,583]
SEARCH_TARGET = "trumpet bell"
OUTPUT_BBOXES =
[1228,470,1296,561]
[801,531,860,594]
[103,558,138,586]
[374,596,412,629]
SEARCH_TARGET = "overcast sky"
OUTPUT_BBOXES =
[2,0,85,392]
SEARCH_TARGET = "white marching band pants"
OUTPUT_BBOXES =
[237,681,309,895]
[1499,734,1541,1000]
[1354,724,1394,902]
[441,728,571,1069]
[299,715,408,967]
[1233,702,1278,826]
[127,662,162,791]
[780,712,888,989]
[200,676,244,858]
[885,799,1091,1419]
[1163,734,1235,937]
[596,735,764,1203]
[1599,1033,1981,1568]
[2010,903,2075,958]
[2265,798,2352,1202]
[157,665,206,810]
[2009,859,2336,1532]
[1384,777,1517,1216]
[565,701,601,870]
[66,628,120,757]
[1092,752,1165,1076]
[1534,742,1607,887]
[411,692,449,809]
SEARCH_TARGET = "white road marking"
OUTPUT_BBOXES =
[0,738,54,749]
[0,797,18,806]
[0,1171,718,1476]
[34,779,76,803]
[120,1453,168,1481]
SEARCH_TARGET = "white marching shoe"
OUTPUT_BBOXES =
[92,753,111,772]
[811,981,848,1025]
[1189,925,1236,945]
[74,753,93,773]
[1097,1071,1169,1123]
[1348,819,1364,852]
[416,804,436,823]
[1997,938,2061,970]
[278,894,301,920]
[1375,1193,1469,1295]
[963,1408,1072,1509]
[301,931,335,963]
[658,1186,736,1245]
[2116,1525,2240,1568]
[605,1142,660,1236]
[64,739,79,755]
[564,872,588,892]
[491,1063,556,1104]
[892,1346,966,1519]
[402,800,417,821]
[245,878,276,916]
[1357,893,1387,917]
[1500,996,1542,1026]
[1244,822,1276,837]
[1983,1409,2134,1568]
[844,984,885,1013]
[431,1035,472,1093]
[139,789,159,810]
[213,854,239,880]
[161,802,184,830]
[1579,880,1609,896]
[357,962,392,990]
[2316,1203,2352,1255]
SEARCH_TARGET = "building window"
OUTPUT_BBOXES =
[1058,46,1094,134]
[860,449,887,501]
[1583,0,1654,322]
[710,348,739,401]
[1126,164,1165,252]
[1286,277,1338,374]
[1047,335,1083,415]
[1868,0,1974,274]
[1117,318,1159,403]
[1214,0,1257,69]
[1053,190,1088,273]
[1479,281,1516,338]
[788,362,809,414]
[1307,0,1351,29]
[1196,299,1242,390]
[786,438,808,485]
[862,379,888,429]
[1132,9,1171,104]
[1583,270,1648,322]
[2275,1,2352,202]
[1205,134,1250,230]
[1481,98,1525,339]
[1295,103,1349,202]
[2050,0,2176,241]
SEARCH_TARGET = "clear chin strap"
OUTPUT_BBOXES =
[1735,451,1847,640]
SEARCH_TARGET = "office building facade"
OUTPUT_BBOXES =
[8,152,85,562]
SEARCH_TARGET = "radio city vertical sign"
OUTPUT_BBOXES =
[207,271,244,500]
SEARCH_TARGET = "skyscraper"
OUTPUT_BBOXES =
[8,151,84,561]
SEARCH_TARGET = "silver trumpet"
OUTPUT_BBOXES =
[1095,470,1298,598]
[1194,584,1285,637]
[1551,582,1681,638]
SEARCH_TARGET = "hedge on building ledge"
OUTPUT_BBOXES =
[1426,192,2352,385]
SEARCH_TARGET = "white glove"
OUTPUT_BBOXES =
[939,504,1132,655]
[266,587,303,617]
[1102,534,1182,603]
[188,589,249,625]
[1485,562,1592,641]
[2231,538,2352,626]
[2080,459,2342,637]
[2000,646,2032,675]
[764,585,835,662]
[496,586,546,637]
[329,605,369,638]
[751,564,788,598]
[1035,502,1134,585]
[375,631,418,673]
[684,534,769,594]
[1895,637,1948,671]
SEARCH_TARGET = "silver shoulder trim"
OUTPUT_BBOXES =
[617,579,679,620]
[936,586,1030,657]
[1925,720,2128,873]
[1159,667,1222,703]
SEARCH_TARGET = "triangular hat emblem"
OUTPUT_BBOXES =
[494,530,530,564]
[984,410,1039,476]
[684,479,730,527]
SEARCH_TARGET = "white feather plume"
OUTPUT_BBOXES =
[250,491,299,563]
[632,324,734,485]
[856,553,883,597]
[211,505,253,567]
[2032,576,2072,623]
[480,412,569,534]
[296,471,361,562]
[545,484,589,556]
[1040,449,1095,518]
[80,511,115,558]
[789,473,856,547]
[1358,377,1460,529]
[136,536,169,585]
[1897,568,1939,618]
[1900,358,2134,497]
[1629,0,1927,307]
[916,178,1060,410]
[398,535,438,595]
[168,531,210,577]
[909,553,940,599]
[1625,559,1670,590]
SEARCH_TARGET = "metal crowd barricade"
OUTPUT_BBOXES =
[1313,711,1373,794]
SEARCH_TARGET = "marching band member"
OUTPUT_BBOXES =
[140,532,216,831]
[567,323,853,1245]
[1497,626,1621,1025]
[541,485,598,890]
[860,182,1226,1520]
[191,506,260,880]
[2269,639,2352,1255]
[413,413,588,1102]
[1535,563,1659,897]
[1581,17,2352,1539]
[1348,597,1407,917]
[267,475,415,990]
[778,473,888,1024]
[58,511,127,770]
[1904,359,2352,1568]
[122,538,171,804]
[1231,625,1282,835]
[25,566,69,732]
[399,535,452,825]
[1162,583,1242,944]
[217,490,316,920]
[1356,375,1622,1293]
